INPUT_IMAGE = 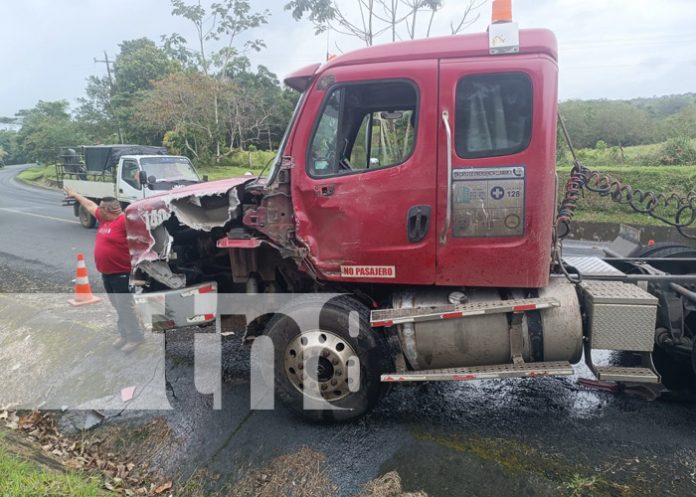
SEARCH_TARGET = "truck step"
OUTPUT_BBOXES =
[595,366,660,384]
[371,297,560,327]
[381,361,573,382]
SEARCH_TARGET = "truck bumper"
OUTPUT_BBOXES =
[134,281,217,330]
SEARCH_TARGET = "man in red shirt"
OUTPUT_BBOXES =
[64,187,144,352]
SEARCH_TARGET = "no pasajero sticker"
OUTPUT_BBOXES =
[340,265,396,278]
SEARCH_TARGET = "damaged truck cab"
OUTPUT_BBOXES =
[125,23,696,420]
[128,29,558,294]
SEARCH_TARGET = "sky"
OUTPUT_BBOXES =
[1,0,695,119]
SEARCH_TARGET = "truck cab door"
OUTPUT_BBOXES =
[436,55,558,288]
[119,159,144,203]
[291,61,438,284]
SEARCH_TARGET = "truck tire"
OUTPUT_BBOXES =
[264,295,392,422]
[630,242,696,259]
[78,204,96,229]
[634,243,696,391]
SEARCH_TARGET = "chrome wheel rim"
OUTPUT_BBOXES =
[284,330,358,402]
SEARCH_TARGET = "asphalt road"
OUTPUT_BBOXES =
[2,166,696,497]
[0,164,102,291]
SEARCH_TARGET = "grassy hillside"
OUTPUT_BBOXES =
[557,164,696,226]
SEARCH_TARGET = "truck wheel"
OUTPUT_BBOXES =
[264,295,391,422]
[78,205,96,229]
[635,243,696,391]
[631,242,696,259]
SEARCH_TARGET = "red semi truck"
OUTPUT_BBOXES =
[124,3,696,420]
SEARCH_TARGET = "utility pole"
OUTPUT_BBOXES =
[94,51,124,143]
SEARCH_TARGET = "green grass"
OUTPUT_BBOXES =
[16,164,58,187]
[557,164,696,226]
[196,149,275,180]
[0,444,115,497]
[196,164,263,180]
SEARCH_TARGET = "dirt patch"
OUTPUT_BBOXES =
[228,448,337,497]
[355,471,428,497]
[89,417,175,476]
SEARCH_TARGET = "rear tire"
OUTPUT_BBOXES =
[264,295,391,422]
[631,242,696,259]
[78,204,96,229]
[634,243,696,391]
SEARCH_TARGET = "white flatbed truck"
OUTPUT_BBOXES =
[58,145,204,228]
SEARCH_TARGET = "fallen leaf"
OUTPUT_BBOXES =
[154,481,173,494]
[121,386,136,402]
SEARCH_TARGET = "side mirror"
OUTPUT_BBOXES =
[138,170,148,185]
[202,175,209,182]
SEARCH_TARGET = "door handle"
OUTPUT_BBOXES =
[119,188,124,193]
[407,205,431,243]
[314,184,335,197]
[440,110,452,245]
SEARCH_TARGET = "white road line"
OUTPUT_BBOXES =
[0,207,79,224]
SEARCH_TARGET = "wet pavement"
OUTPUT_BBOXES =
[3,272,696,496]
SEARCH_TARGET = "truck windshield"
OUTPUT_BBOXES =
[263,91,306,185]
[140,157,199,182]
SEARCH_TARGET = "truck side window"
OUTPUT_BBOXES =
[454,72,532,158]
[122,160,141,189]
[308,81,418,177]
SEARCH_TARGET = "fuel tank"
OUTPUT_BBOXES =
[393,277,583,370]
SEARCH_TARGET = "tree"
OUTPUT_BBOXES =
[134,63,297,161]
[75,75,118,143]
[75,39,180,146]
[161,0,270,157]
[14,101,88,163]
[0,129,21,164]
[163,0,269,75]
[134,72,227,160]
[110,38,181,144]
[559,100,653,150]
[284,0,484,48]
[223,60,299,150]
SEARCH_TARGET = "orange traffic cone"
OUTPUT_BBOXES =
[68,253,102,306]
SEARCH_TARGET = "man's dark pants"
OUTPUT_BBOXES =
[102,273,144,342]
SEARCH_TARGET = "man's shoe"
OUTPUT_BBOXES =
[112,337,128,348]
[121,341,143,353]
